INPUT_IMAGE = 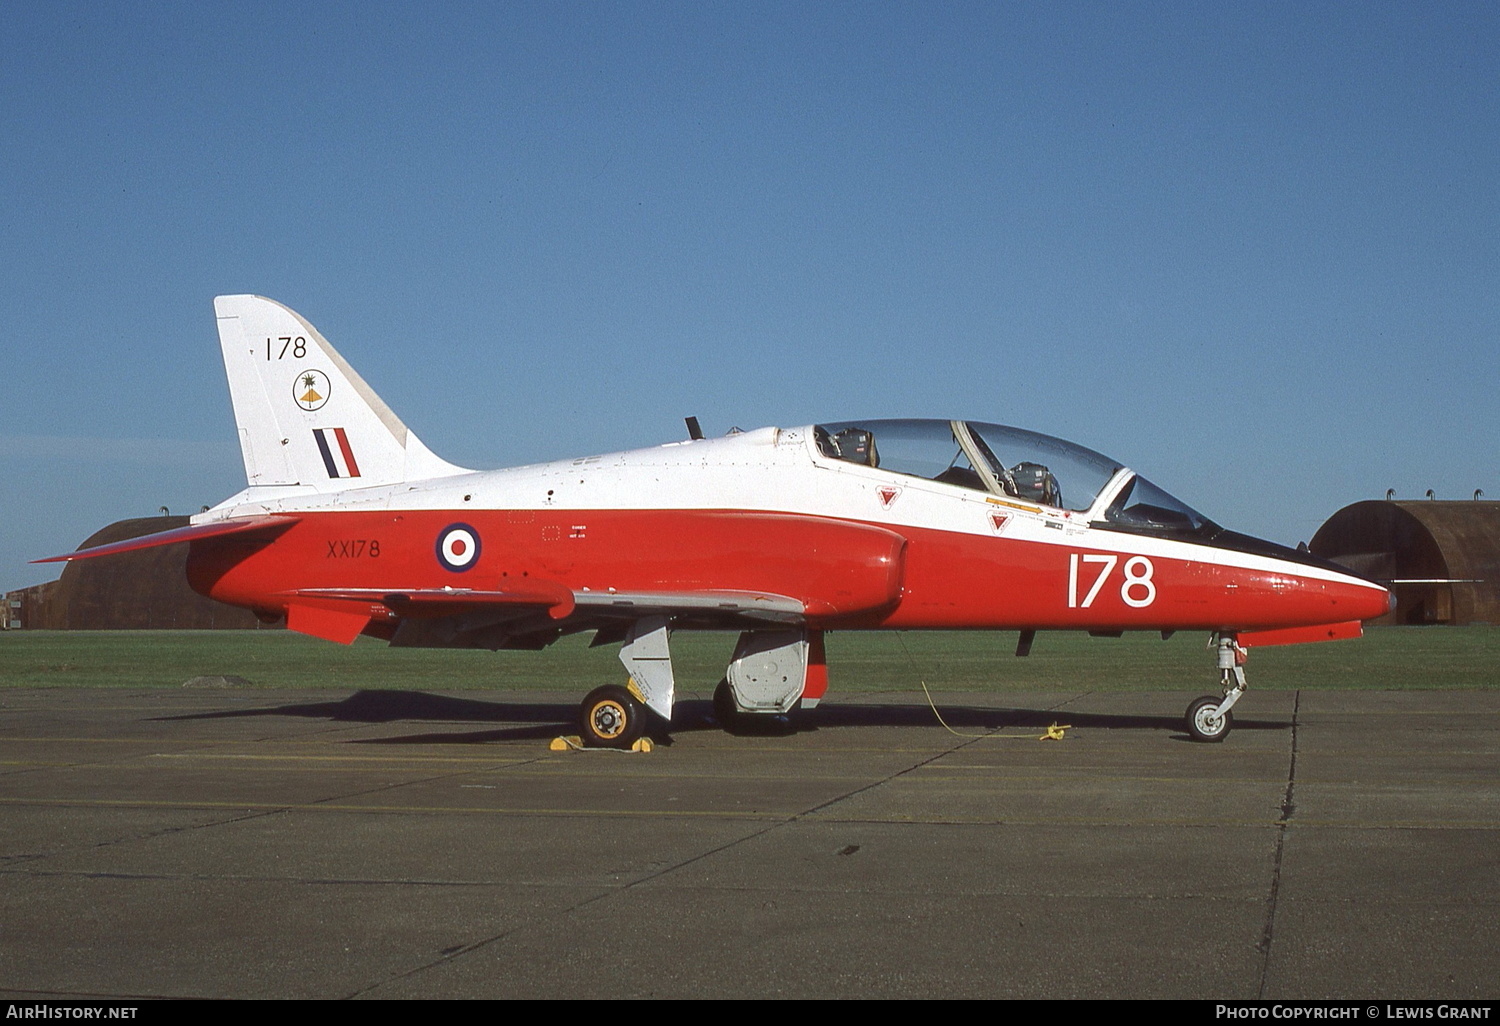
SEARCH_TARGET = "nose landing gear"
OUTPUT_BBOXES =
[1185,632,1248,742]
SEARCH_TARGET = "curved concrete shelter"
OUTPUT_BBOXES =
[1311,500,1500,625]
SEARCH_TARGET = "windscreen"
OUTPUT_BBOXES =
[1100,474,1217,536]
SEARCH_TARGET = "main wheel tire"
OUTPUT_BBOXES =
[712,679,741,730]
[713,679,798,735]
[580,685,645,749]
[1186,695,1232,742]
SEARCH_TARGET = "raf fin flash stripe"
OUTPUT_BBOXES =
[313,428,361,479]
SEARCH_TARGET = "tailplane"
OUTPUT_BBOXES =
[213,295,470,492]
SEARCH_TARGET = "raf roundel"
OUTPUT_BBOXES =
[436,523,481,572]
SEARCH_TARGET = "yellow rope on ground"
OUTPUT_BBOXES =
[917,680,1070,740]
[549,735,654,753]
[895,631,1069,740]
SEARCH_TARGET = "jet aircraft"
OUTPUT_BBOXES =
[42,296,1392,747]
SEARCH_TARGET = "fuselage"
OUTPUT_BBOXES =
[187,422,1391,636]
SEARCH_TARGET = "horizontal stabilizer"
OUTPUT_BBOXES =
[34,516,300,564]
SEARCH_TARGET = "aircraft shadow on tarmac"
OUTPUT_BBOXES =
[154,690,1291,745]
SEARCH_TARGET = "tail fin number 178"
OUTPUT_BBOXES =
[266,336,308,360]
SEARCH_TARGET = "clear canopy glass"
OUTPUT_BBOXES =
[814,419,1214,536]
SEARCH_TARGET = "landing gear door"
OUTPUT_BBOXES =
[725,629,809,714]
[618,616,675,719]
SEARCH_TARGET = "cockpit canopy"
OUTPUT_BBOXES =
[814,419,1217,538]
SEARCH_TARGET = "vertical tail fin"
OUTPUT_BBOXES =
[213,295,470,492]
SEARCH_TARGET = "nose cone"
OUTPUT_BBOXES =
[1208,529,1393,628]
[1324,571,1393,623]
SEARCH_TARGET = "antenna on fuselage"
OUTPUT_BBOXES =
[685,416,704,441]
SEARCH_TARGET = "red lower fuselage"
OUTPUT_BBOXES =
[187,508,1390,637]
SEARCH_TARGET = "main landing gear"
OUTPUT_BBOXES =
[579,684,647,749]
[576,624,828,748]
[710,630,824,734]
[1184,632,1248,743]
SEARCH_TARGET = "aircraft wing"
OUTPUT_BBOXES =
[292,585,804,624]
[571,588,804,621]
[293,584,578,620]
[33,516,301,563]
[283,585,805,647]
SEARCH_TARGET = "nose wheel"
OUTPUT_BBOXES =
[580,685,646,749]
[1185,695,1233,742]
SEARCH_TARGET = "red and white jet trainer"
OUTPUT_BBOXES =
[43,296,1391,746]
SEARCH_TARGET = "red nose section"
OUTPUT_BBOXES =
[1237,574,1390,647]
[1346,578,1395,622]
[1213,561,1392,632]
[1287,572,1391,627]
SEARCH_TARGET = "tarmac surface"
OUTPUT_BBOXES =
[0,685,1497,1000]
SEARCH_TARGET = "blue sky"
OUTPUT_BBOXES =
[3,1,1496,590]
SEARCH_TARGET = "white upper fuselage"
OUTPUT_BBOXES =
[198,423,1371,589]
